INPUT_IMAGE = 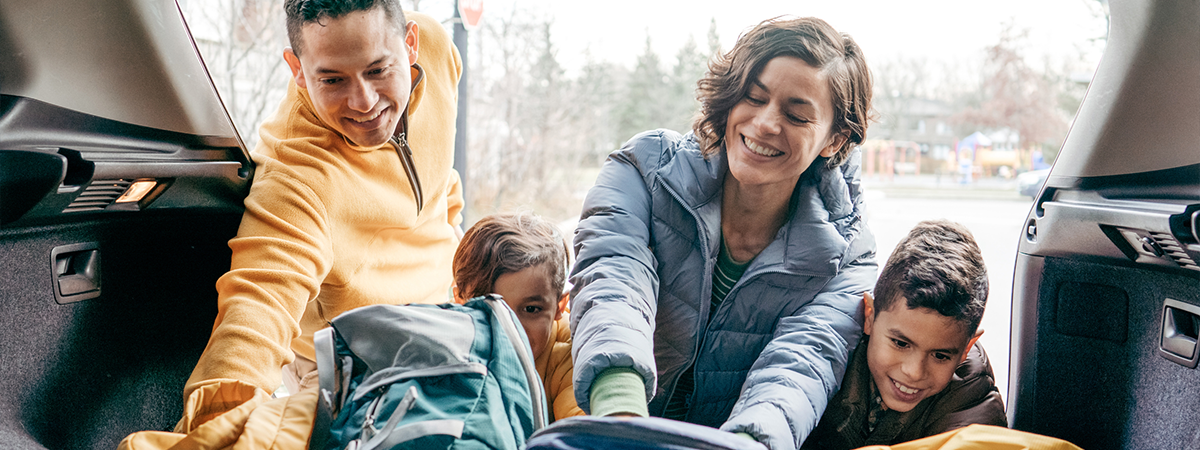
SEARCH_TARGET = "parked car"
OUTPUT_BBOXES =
[1008,1,1200,449]
[0,0,249,448]
[1,0,1196,449]
[1016,168,1050,199]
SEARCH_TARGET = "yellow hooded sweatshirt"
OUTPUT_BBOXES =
[179,10,463,430]
[537,317,586,422]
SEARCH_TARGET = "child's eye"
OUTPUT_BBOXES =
[891,339,909,349]
[933,352,952,361]
[523,305,543,314]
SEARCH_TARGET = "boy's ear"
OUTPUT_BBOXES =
[554,293,569,321]
[862,292,875,335]
[962,328,985,363]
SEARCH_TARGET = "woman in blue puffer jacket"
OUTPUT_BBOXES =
[569,16,877,450]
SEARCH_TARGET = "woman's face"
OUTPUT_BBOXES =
[724,56,845,191]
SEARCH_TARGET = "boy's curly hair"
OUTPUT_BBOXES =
[873,220,989,334]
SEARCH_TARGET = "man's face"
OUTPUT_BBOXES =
[284,8,417,148]
[863,298,982,412]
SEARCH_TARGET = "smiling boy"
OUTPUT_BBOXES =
[177,0,464,431]
[802,220,1006,449]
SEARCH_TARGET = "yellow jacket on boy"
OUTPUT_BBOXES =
[180,10,463,428]
[536,317,586,422]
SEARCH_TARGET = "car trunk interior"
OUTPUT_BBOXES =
[0,0,251,448]
[1009,0,1200,449]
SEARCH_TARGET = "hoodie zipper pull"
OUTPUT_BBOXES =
[390,134,423,216]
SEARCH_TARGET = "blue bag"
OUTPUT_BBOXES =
[311,294,547,450]
[524,416,766,450]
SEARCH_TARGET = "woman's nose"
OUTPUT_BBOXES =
[751,107,782,135]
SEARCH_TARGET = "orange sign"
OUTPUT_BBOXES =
[458,0,483,30]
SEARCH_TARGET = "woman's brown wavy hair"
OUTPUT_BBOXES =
[693,16,873,168]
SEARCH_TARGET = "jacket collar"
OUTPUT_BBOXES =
[656,133,861,277]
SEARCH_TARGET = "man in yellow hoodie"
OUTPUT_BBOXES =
[178,0,464,431]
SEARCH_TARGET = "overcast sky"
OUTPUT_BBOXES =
[424,0,1109,73]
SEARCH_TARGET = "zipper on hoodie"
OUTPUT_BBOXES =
[387,64,426,217]
[389,133,423,215]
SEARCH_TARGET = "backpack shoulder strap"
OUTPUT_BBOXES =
[315,327,338,402]
[311,326,338,449]
[479,294,548,431]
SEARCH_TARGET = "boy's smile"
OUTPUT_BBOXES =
[863,299,982,412]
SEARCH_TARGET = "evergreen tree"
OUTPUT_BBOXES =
[616,34,671,143]
[668,35,707,134]
[706,18,722,57]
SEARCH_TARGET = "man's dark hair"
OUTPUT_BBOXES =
[285,0,406,56]
[873,220,989,334]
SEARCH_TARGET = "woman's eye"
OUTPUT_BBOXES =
[744,94,766,105]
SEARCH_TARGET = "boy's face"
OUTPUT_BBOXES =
[283,8,418,148]
[492,264,567,360]
[863,295,982,413]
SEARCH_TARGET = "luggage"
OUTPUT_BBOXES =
[524,416,767,450]
[311,294,547,450]
[852,424,1083,450]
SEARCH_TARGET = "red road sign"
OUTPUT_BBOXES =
[458,0,483,30]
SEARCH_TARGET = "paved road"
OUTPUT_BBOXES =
[863,186,1033,403]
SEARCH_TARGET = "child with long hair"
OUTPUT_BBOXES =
[453,212,583,422]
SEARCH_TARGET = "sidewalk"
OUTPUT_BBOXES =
[863,174,1026,201]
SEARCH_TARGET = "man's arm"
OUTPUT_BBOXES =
[180,163,334,430]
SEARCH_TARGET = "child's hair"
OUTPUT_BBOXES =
[453,212,571,300]
[873,220,988,334]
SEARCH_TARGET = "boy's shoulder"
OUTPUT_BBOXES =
[918,341,1006,434]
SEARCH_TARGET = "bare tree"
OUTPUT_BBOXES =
[954,24,1069,152]
[183,0,290,150]
[467,7,602,223]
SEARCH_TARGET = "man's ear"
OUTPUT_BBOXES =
[404,20,420,65]
[862,292,875,336]
[554,293,569,321]
[819,131,849,158]
[283,47,306,89]
[962,328,985,363]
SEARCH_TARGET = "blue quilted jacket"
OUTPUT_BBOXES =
[569,130,877,450]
